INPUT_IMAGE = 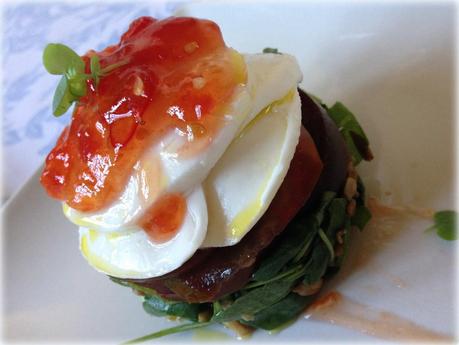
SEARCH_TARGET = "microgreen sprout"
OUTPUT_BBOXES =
[43,43,128,116]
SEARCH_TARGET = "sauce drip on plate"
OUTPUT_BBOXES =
[305,291,452,342]
[41,16,246,212]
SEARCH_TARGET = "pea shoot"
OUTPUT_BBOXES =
[42,43,128,116]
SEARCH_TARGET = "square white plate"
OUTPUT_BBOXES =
[3,1,456,343]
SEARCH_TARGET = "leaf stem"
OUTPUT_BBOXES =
[100,58,129,75]
[292,235,315,263]
[122,322,213,344]
[109,277,158,296]
[318,228,335,262]
[244,265,303,290]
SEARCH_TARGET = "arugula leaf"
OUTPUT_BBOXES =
[302,241,330,285]
[427,210,458,241]
[123,321,212,344]
[143,295,201,322]
[212,300,223,316]
[315,191,336,224]
[262,47,280,54]
[246,264,305,290]
[292,219,318,263]
[212,280,293,322]
[327,102,372,165]
[109,277,159,296]
[325,198,347,236]
[43,43,85,75]
[241,293,314,330]
[318,229,334,262]
[252,217,317,282]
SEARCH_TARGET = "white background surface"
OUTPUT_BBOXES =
[2,1,457,343]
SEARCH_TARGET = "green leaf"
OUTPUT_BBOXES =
[43,43,85,75]
[315,191,336,224]
[143,295,200,322]
[262,47,280,54]
[212,280,293,322]
[351,205,372,230]
[325,198,347,236]
[292,219,318,263]
[68,77,87,97]
[109,277,159,296]
[252,217,317,282]
[245,264,304,290]
[242,293,314,330]
[52,76,78,116]
[43,43,130,118]
[43,43,87,116]
[123,322,212,344]
[428,210,458,241]
[318,229,334,262]
[303,241,330,285]
[212,300,222,315]
[327,102,371,165]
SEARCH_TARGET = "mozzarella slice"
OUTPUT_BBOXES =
[79,186,208,279]
[202,90,301,247]
[65,53,302,233]
[242,53,302,128]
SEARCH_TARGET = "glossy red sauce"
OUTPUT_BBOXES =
[140,193,187,243]
[41,16,246,212]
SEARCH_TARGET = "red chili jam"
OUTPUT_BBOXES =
[140,193,187,243]
[40,17,246,212]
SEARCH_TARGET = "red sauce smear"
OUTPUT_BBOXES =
[140,193,187,243]
[305,292,453,342]
[41,16,246,212]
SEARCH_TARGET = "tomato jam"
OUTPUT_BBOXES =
[41,16,246,212]
[140,193,187,243]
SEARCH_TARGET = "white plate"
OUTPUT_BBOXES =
[3,1,456,343]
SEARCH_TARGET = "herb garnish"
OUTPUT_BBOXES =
[427,210,457,241]
[327,102,373,165]
[42,43,128,116]
[122,322,213,344]
[143,295,201,321]
[262,47,281,54]
[212,280,294,322]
